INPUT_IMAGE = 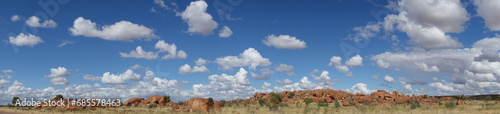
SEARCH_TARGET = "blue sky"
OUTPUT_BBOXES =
[1,0,500,104]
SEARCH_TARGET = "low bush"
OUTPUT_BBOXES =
[334,99,341,108]
[410,100,421,109]
[147,104,157,109]
[445,101,456,109]
[317,103,328,107]
[304,98,313,106]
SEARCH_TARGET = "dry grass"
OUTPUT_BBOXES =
[1,100,500,114]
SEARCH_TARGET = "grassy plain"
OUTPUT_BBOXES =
[1,100,500,114]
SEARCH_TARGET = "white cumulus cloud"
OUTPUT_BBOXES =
[274,77,323,92]
[83,75,102,81]
[11,15,20,22]
[155,40,188,60]
[250,68,274,80]
[46,67,70,78]
[101,69,142,85]
[472,35,500,51]
[26,16,57,28]
[275,64,295,76]
[474,0,500,31]
[69,17,157,41]
[120,40,187,60]
[119,46,159,60]
[188,68,255,100]
[328,56,353,77]
[179,0,218,35]
[382,0,468,50]
[215,48,272,70]
[415,62,440,72]
[276,79,293,85]
[195,58,208,66]
[218,26,233,38]
[50,77,69,86]
[262,34,307,49]
[384,75,395,83]
[311,71,335,88]
[178,64,209,75]
[345,54,363,67]
[9,33,43,47]
[344,83,375,95]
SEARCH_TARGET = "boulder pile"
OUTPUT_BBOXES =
[123,95,178,109]
[183,98,222,112]
[32,89,464,112]
[243,89,457,107]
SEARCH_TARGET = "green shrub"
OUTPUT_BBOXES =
[410,100,421,110]
[280,103,289,107]
[163,95,170,103]
[220,100,227,106]
[304,98,313,106]
[208,98,214,106]
[270,92,282,105]
[269,92,282,111]
[147,104,157,109]
[485,103,496,106]
[334,99,341,108]
[317,102,328,107]
[12,96,19,105]
[445,101,456,109]
[55,94,64,99]
[258,98,266,106]
[347,97,354,104]
[177,101,184,105]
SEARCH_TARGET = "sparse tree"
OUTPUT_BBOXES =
[423,94,428,99]
[54,94,64,99]
[304,98,313,106]
[163,95,170,103]
[178,101,184,105]
[12,97,19,105]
